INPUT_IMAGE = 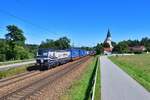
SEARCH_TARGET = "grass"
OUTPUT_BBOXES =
[60,56,100,100]
[0,59,35,66]
[109,54,150,91]
[0,64,33,79]
[94,58,101,100]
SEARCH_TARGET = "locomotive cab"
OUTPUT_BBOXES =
[36,49,56,67]
[36,49,71,69]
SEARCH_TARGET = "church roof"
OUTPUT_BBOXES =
[107,29,111,37]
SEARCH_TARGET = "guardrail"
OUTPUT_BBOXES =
[91,57,99,100]
[85,56,99,100]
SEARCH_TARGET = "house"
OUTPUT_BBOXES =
[129,46,146,53]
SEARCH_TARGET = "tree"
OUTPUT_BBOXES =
[0,39,7,54]
[55,37,71,49]
[5,25,26,48]
[3,25,34,60]
[0,39,7,61]
[113,41,129,53]
[81,46,93,51]
[25,44,39,57]
[95,43,103,54]
[141,37,150,51]
[13,45,33,60]
[39,39,55,49]
[112,41,117,47]
[4,25,27,60]
[39,36,71,49]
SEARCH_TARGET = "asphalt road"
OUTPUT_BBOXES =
[0,61,36,71]
[100,56,150,100]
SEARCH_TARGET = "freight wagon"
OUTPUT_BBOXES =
[36,48,95,69]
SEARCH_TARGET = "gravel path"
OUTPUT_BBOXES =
[100,56,150,100]
[0,61,35,71]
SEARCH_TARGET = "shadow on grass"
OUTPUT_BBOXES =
[84,56,98,100]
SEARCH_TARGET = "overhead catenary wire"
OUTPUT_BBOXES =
[0,9,59,36]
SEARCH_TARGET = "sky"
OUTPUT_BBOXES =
[0,0,150,47]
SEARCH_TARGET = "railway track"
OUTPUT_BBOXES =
[0,71,41,88]
[0,72,31,83]
[0,56,90,100]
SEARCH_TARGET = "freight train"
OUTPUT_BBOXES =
[36,48,95,69]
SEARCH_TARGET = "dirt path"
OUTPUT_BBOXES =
[100,56,150,100]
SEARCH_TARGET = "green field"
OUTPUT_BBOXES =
[61,56,100,100]
[109,54,150,91]
[0,64,34,79]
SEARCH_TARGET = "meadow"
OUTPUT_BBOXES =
[109,54,150,91]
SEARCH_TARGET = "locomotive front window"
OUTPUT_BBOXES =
[37,50,48,57]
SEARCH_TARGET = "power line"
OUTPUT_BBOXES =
[0,9,59,36]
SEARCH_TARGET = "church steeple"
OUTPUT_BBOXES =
[103,29,113,55]
[104,29,113,48]
[107,29,111,38]
[105,29,112,42]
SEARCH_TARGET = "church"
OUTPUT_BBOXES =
[103,29,113,55]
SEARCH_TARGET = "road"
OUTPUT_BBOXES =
[0,61,36,71]
[100,56,150,100]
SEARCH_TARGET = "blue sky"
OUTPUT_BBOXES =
[0,0,150,47]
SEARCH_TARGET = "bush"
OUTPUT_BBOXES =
[0,54,6,62]
[14,45,33,60]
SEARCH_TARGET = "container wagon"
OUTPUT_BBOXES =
[36,48,94,70]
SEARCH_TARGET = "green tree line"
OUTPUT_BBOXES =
[39,37,71,49]
[95,37,150,54]
[113,38,150,53]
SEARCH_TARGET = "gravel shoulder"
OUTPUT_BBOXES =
[100,56,150,100]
